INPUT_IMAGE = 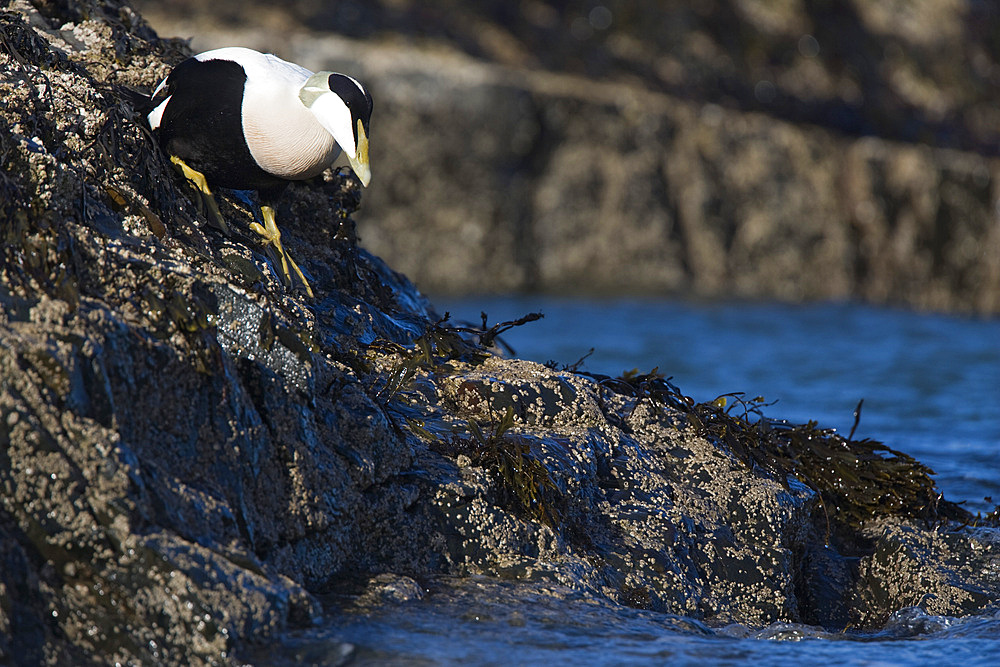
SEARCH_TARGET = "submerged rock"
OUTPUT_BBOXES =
[1,1,998,664]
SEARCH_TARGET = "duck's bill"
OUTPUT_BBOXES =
[348,119,371,187]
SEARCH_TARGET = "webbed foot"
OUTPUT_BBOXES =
[248,205,314,298]
[170,155,228,233]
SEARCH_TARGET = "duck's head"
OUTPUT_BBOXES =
[299,72,373,187]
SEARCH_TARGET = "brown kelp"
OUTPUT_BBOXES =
[588,368,971,541]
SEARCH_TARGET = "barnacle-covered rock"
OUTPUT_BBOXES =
[2,1,999,665]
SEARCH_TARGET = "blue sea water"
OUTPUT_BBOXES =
[261,298,1000,666]
[264,577,1000,666]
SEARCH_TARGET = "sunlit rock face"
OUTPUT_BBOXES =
[1,2,999,664]
[136,0,1000,314]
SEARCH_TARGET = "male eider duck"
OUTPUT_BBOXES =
[147,47,373,297]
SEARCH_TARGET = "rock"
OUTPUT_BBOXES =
[854,522,1000,625]
[311,48,1000,313]
[1,2,999,665]
[134,1,1000,314]
[134,0,1000,156]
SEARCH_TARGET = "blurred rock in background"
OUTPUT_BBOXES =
[134,0,1000,313]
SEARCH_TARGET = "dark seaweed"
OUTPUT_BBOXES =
[589,368,971,540]
[433,405,562,528]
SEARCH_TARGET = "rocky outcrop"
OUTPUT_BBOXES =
[135,0,1000,157]
[1,2,999,664]
[135,1,1000,313]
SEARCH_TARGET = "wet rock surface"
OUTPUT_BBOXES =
[1,2,999,664]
